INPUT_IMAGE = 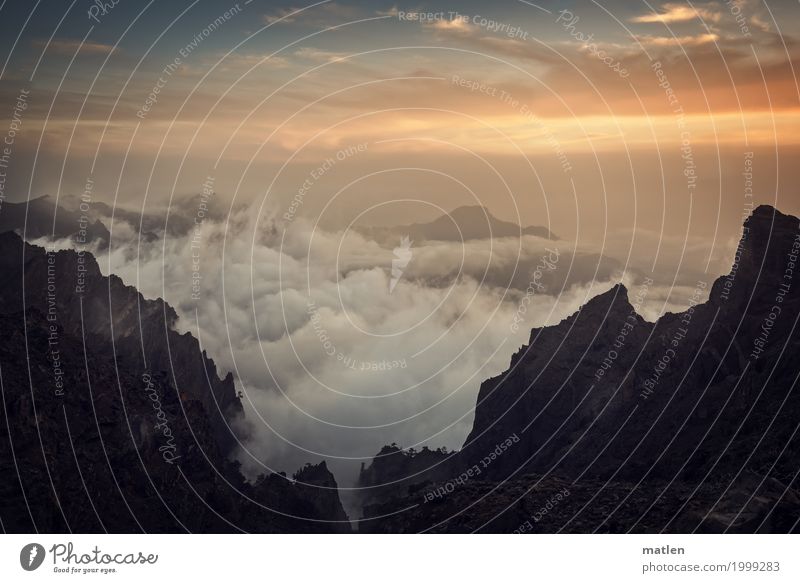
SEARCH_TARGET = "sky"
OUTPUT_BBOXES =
[2,0,799,504]
[1,0,798,240]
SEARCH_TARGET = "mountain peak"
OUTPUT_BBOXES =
[744,204,797,227]
[750,204,782,218]
[449,204,492,216]
[582,282,631,312]
[711,204,799,303]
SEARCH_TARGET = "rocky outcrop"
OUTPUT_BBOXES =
[0,230,241,453]
[357,444,454,509]
[462,205,800,485]
[360,471,800,533]
[290,462,351,527]
[360,205,800,532]
[0,232,350,532]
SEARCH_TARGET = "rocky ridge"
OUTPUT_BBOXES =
[359,205,800,533]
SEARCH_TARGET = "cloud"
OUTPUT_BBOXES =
[37,38,117,55]
[424,18,562,65]
[375,6,400,17]
[294,47,348,63]
[636,33,720,46]
[750,13,771,32]
[263,5,304,24]
[263,2,363,27]
[71,198,641,500]
[197,51,292,73]
[630,2,722,24]
[428,18,474,35]
[38,184,764,518]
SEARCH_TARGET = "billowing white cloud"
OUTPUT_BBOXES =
[83,204,627,493]
[37,197,711,518]
[630,2,722,24]
[635,33,720,47]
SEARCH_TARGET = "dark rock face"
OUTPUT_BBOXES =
[360,473,800,534]
[357,444,454,509]
[360,205,800,533]
[0,231,241,453]
[291,462,352,526]
[0,233,350,533]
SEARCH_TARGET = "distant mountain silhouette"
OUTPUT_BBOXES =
[0,195,110,246]
[358,205,557,244]
[360,205,800,533]
[0,194,222,247]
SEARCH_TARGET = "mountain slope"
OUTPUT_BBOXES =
[0,231,241,452]
[0,232,350,532]
[360,205,800,533]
